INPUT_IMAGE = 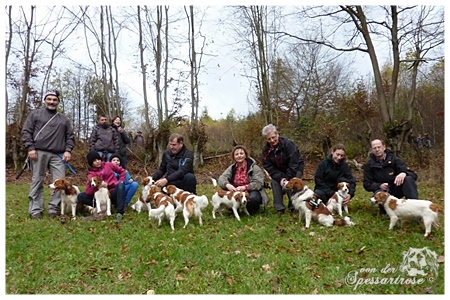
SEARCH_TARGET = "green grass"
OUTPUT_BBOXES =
[5,181,445,294]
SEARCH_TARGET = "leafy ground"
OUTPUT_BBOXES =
[4,171,445,294]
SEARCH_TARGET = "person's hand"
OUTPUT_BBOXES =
[380,183,389,191]
[236,186,246,192]
[226,184,236,191]
[128,178,134,184]
[343,195,351,205]
[28,150,38,161]
[62,151,71,162]
[280,178,287,186]
[118,126,124,133]
[394,172,406,186]
[155,178,168,187]
[101,181,108,188]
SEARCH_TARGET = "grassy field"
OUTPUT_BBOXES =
[4,180,445,294]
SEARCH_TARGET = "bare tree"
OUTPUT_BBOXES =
[272,5,444,151]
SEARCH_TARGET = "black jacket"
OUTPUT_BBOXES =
[152,145,195,182]
[363,149,410,193]
[262,136,304,182]
[111,125,131,157]
[314,154,356,198]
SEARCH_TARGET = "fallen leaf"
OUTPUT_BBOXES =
[226,277,233,285]
[437,255,444,263]
[312,287,319,294]
[175,274,186,281]
[262,264,271,272]
[146,289,155,294]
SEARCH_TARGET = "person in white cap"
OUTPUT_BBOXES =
[21,90,75,219]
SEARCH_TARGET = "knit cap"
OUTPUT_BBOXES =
[43,90,60,101]
[109,153,122,166]
[86,151,102,167]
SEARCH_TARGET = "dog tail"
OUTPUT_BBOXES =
[333,216,355,227]
[149,205,165,217]
[430,203,444,214]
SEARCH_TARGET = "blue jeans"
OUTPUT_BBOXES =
[77,182,125,214]
[124,181,139,205]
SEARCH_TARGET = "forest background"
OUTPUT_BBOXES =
[3,5,444,184]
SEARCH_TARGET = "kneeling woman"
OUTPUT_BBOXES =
[218,145,269,215]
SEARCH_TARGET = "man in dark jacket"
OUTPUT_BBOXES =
[21,90,75,219]
[261,124,304,214]
[89,114,119,162]
[363,139,418,200]
[152,133,197,194]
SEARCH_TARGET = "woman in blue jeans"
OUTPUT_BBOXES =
[109,154,139,207]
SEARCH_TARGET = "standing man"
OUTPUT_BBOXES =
[89,114,119,162]
[152,133,197,194]
[363,139,418,213]
[261,124,304,214]
[21,90,75,219]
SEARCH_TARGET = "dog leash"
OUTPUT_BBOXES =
[57,153,77,174]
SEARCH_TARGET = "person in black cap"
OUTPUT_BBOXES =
[21,90,75,219]
[77,151,127,222]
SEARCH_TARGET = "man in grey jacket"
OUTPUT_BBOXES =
[89,114,119,162]
[21,90,75,219]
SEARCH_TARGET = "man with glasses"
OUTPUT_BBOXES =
[261,124,304,215]
[152,133,197,194]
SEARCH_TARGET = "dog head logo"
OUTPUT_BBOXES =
[399,247,439,279]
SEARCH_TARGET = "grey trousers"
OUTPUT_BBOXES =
[28,150,65,216]
[271,178,294,212]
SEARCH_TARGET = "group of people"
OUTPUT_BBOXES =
[21,90,419,222]
[260,125,418,216]
[408,132,432,149]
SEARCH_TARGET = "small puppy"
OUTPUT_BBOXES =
[131,176,155,213]
[327,182,350,217]
[370,191,444,237]
[49,178,80,220]
[148,185,176,231]
[163,184,209,228]
[284,177,354,228]
[210,178,250,221]
[90,176,112,216]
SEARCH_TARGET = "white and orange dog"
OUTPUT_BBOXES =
[148,185,176,231]
[131,176,155,213]
[284,177,354,228]
[370,191,444,237]
[49,178,80,220]
[163,184,209,228]
[90,175,112,216]
[327,182,350,217]
[210,178,250,221]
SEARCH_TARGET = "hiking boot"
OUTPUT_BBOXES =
[48,212,58,219]
[30,213,42,219]
[114,213,123,223]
